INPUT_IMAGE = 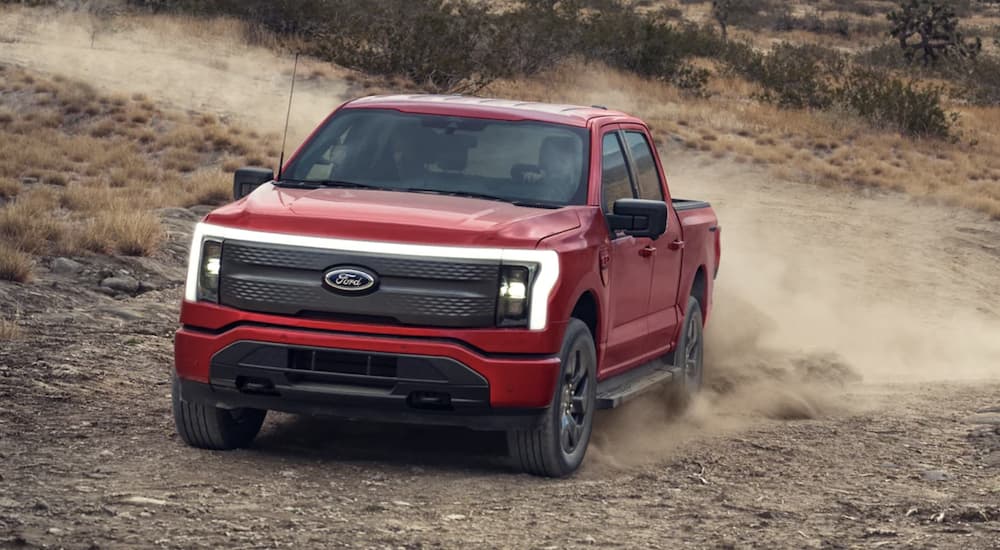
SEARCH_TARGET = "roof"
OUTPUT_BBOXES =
[344,94,635,128]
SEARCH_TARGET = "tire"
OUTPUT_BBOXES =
[507,318,597,477]
[668,296,704,409]
[172,374,266,450]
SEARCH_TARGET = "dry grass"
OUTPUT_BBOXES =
[0,64,277,278]
[183,171,232,207]
[0,317,20,341]
[0,188,64,253]
[0,242,33,283]
[79,205,162,256]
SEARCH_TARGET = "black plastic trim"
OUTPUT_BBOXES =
[671,198,711,211]
[177,378,545,431]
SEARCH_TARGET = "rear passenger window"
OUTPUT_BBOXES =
[601,133,634,213]
[624,131,664,202]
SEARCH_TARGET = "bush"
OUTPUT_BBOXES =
[733,43,844,109]
[859,42,1000,106]
[130,0,721,95]
[836,69,955,138]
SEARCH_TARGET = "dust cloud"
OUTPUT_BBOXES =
[588,154,1000,468]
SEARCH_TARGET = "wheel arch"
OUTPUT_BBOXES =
[569,290,600,347]
[690,265,708,319]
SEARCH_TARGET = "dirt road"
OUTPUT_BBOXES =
[2,8,999,549]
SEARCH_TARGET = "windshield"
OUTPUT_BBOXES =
[281,109,590,207]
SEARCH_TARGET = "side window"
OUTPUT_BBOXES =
[624,131,664,202]
[601,133,635,213]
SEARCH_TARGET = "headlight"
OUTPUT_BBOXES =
[197,239,223,302]
[497,265,531,327]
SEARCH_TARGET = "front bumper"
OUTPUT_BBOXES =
[174,324,561,430]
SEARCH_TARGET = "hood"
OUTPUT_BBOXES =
[204,184,582,248]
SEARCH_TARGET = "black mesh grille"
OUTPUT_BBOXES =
[219,240,500,328]
[225,242,498,280]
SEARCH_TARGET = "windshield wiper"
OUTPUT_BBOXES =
[273,179,322,189]
[400,188,560,209]
[311,180,383,190]
[275,179,383,190]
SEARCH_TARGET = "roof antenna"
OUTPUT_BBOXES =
[277,52,300,181]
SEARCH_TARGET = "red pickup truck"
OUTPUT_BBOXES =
[172,95,721,477]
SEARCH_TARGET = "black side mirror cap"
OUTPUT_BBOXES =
[233,167,274,200]
[607,198,668,239]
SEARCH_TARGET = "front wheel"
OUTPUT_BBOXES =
[172,374,266,450]
[507,318,597,477]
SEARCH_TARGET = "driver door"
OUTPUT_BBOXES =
[599,129,655,376]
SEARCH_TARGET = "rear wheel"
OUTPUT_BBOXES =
[172,374,266,450]
[669,296,704,408]
[507,318,597,477]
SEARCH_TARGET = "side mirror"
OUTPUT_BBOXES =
[607,198,668,239]
[233,167,274,200]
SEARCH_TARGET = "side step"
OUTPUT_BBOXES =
[595,360,678,409]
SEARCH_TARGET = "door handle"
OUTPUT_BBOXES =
[639,245,655,258]
[669,240,685,251]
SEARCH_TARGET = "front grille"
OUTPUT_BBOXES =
[219,240,500,328]
[225,242,498,281]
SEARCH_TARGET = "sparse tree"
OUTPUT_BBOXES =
[888,0,982,66]
[711,0,734,41]
[711,0,758,41]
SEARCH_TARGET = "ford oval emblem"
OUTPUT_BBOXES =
[323,266,378,294]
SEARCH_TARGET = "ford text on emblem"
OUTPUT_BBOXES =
[323,267,378,294]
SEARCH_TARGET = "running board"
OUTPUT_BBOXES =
[595,360,679,409]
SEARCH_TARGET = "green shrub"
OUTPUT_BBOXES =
[732,43,844,109]
[835,69,955,138]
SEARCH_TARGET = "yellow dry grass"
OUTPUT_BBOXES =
[78,205,162,256]
[0,242,33,283]
[0,64,278,279]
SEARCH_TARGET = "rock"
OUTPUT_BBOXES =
[119,496,169,507]
[920,470,952,482]
[443,514,467,521]
[965,413,1000,426]
[863,527,897,538]
[392,501,412,507]
[100,276,140,294]
[50,258,83,275]
[47,527,65,536]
